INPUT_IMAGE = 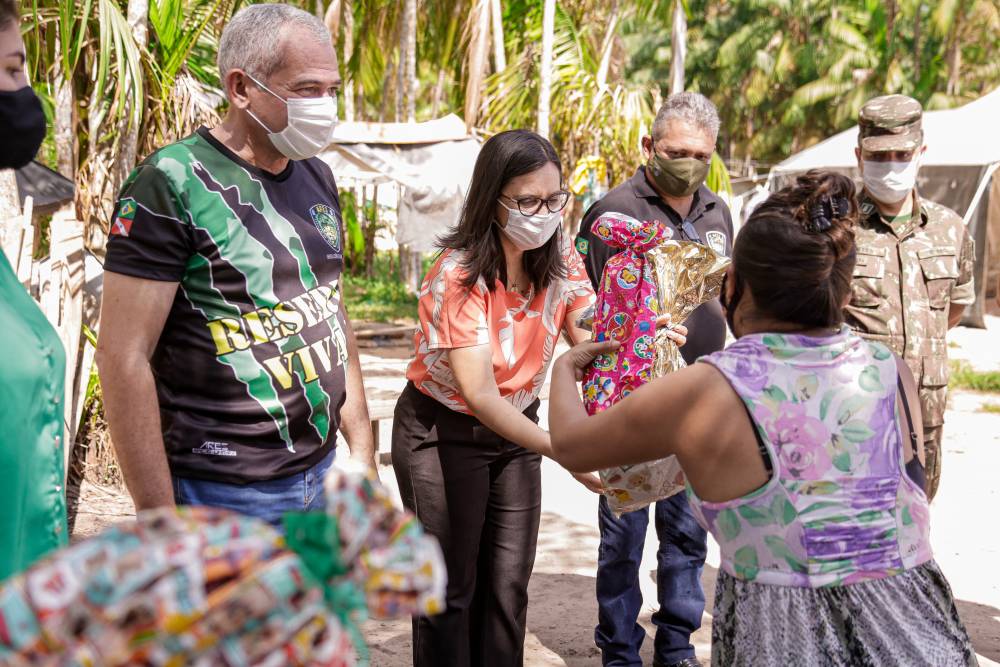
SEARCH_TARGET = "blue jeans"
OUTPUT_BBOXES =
[595,492,708,666]
[172,448,335,529]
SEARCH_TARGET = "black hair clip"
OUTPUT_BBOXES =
[807,196,850,232]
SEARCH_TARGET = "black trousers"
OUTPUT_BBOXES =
[392,382,542,667]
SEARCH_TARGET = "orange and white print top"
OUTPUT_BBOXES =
[406,238,595,414]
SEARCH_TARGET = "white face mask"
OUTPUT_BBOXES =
[246,74,338,161]
[497,201,562,251]
[862,159,919,204]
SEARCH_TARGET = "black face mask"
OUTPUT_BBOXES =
[720,272,744,339]
[0,86,47,170]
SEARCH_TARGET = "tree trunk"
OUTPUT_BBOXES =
[52,27,76,181]
[669,0,686,94]
[431,1,463,118]
[464,0,491,132]
[114,0,149,190]
[885,0,897,58]
[395,18,404,121]
[325,0,355,122]
[431,68,447,118]
[490,0,506,73]
[538,0,556,138]
[945,5,964,97]
[0,170,19,228]
[364,186,379,280]
[913,2,922,82]
[403,0,417,122]
[596,0,620,89]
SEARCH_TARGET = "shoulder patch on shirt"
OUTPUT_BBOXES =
[575,237,590,256]
[309,203,342,253]
[705,230,727,256]
[111,198,137,237]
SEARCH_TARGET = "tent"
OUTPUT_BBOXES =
[768,87,1000,327]
[319,114,480,290]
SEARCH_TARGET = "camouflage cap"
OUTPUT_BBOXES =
[858,94,923,153]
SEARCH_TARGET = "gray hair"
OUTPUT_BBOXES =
[217,4,331,87]
[651,92,721,141]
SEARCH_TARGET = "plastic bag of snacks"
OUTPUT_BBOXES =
[0,461,445,667]
[580,212,730,515]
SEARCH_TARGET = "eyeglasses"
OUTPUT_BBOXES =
[499,190,571,216]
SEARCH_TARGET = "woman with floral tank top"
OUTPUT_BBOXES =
[549,171,976,666]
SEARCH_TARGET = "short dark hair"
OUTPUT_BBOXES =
[735,170,859,329]
[438,129,567,292]
[0,0,18,30]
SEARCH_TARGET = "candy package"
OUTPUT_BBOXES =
[580,212,730,515]
[0,462,446,667]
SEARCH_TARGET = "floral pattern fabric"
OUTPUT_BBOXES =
[580,213,672,414]
[406,236,595,414]
[691,327,933,588]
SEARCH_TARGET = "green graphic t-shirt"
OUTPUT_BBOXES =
[105,128,349,484]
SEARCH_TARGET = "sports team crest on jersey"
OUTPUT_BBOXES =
[705,230,727,256]
[309,203,342,253]
[112,198,137,237]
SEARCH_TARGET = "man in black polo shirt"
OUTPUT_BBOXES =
[575,92,733,667]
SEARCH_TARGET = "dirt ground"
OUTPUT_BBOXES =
[72,316,1000,666]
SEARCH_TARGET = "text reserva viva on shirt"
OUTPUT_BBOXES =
[205,277,348,390]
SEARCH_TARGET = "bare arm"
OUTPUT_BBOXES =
[338,312,376,468]
[548,340,715,473]
[449,344,552,457]
[96,272,178,510]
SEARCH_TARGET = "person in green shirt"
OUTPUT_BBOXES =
[0,0,69,581]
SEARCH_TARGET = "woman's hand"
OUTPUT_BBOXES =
[572,471,605,494]
[555,339,621,381]
[655,314,688,347]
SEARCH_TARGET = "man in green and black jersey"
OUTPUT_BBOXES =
[98,4,375,525]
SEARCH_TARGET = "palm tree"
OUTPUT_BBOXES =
[537,0,556,138]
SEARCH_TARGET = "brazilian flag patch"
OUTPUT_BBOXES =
[575,237,590,256]
[112,198,137,237]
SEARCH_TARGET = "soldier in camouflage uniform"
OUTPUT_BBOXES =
[845,94,976,501]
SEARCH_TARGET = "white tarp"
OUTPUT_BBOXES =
[771,87,1000,172]
[319,114,480,253]
[767,86,1000,328]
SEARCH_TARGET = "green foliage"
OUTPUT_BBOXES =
[950,361,1000,393]
[338,189,365,272]
[705,152,732,197]
[980,403,1000,414]
[342,253,419,323]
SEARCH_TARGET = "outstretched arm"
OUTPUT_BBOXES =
[449,344,553,456]
[548,340,714,473]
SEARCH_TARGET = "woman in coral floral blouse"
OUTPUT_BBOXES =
[391,130,596,666]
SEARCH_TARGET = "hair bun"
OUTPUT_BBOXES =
[806,196,851,233]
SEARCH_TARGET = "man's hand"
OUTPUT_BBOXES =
[572,471,605,494]
[655,314,688,347]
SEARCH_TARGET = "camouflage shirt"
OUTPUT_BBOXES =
[844,190,975,424]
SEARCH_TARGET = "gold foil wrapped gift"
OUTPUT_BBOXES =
[600,239,731,515]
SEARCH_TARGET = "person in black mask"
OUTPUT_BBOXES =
[0,2,45,170]
[0,0,70,580]
[573,92,734,667]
